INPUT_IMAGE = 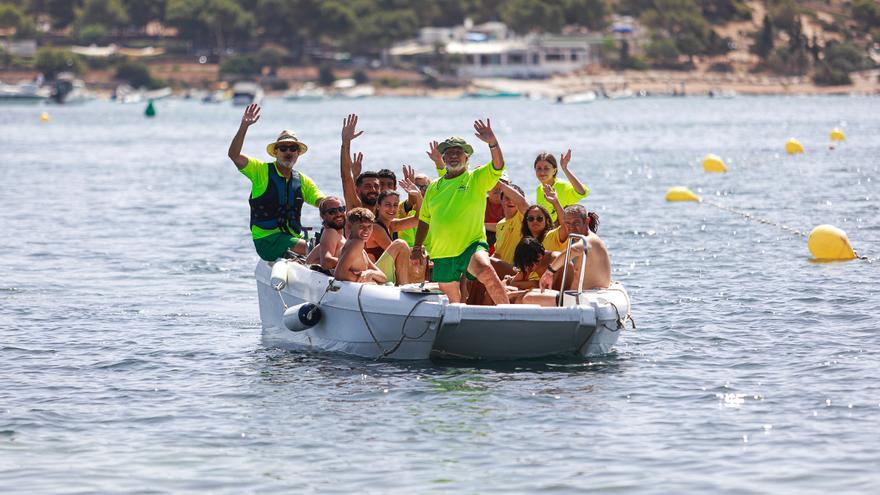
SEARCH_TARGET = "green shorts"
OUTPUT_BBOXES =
[253,232,301,261]
[431,241,489,283]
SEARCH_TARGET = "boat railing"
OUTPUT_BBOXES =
[557,233,590,307]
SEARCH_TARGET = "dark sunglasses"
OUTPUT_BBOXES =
[276,145,299,153]
[526,215,546,222]
[416,184,429,191]
[323,206,346,215]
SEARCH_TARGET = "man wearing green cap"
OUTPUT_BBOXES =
[411,119,509,304]
[228,103,325,261]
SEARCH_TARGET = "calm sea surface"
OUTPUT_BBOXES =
[1,96,878,493]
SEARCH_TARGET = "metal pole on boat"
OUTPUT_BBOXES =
[558,234,590,306]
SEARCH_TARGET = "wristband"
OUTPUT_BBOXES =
[489,142,498,149]
[547,265,557,274]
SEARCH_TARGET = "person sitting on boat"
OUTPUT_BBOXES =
[519,203,555,250]
[523,206,610,306]
[339,114,381,210]
[411,120,509,305]
[491,181,529,265]
[539,184,573,253]
[534,150,588,223]
[377,168,397,193]
[335,207,388,285]
[228,103,324,261]
[506,237,566,294]
[304,196,346,272]
[364,185,424,285]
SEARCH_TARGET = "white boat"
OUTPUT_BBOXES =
[558,91,597,104]
[256,236,632,360]
[283,82,327,101]
[0,81,50,104]
[232,82,264,106]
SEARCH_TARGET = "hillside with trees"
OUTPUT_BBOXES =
[0,0,877,88]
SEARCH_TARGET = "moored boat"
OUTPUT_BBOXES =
[232,82,265,106]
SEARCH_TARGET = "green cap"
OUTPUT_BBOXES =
[438,137,474,156]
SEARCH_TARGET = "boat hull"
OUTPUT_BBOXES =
[256,261,630,361]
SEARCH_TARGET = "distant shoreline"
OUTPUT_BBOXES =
[2,64,877,98]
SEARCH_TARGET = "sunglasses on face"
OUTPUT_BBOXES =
[276,145,299,153]
[526,215,546,222]
[323,206,346,215]
[416,184,429,191]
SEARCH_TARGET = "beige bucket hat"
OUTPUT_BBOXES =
[266,130,309,157]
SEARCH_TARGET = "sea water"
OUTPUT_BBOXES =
[1,96,879,493]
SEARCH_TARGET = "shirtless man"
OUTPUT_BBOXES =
[335,207,388,284]
[340,114,381,210]
[525,205,611,306]
[304,196,346,271]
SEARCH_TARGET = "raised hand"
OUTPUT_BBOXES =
[559,149,572,171]
[342,114,364,143]
[241,103,261,127]
[543,183,558,203]
[473,118,497,146]
[399,177,420,197]
[402,164,415,183]
[425,141,442,165]
[351,151,364,177]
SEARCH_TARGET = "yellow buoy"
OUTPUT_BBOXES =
[702,154,727,173]
[830,128,846,142]
[808,225,856,261]
[665,187,701,202]
[785,138,804,154]
[40,112,50,122]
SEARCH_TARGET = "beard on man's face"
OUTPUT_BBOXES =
[325,216,345,230]
[360,194,378,207]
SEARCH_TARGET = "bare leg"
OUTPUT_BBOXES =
[467,250,509,305]
[385,239,411,285]
[439,282,461,303]
[522,289,559,307]
[291,239,308,256]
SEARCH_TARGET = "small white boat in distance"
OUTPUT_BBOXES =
[232,82,265,106]
[558,90,597,104]
[257,235,632,360]
[284,82,327,101]
[0,81,50,104]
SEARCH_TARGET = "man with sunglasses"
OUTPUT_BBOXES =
[411,120,510,305]
[305,196,346,272]
[228,103,325,261]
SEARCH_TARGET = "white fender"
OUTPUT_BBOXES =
[270,260,289,290]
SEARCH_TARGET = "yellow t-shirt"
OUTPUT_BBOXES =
[494,211,523,264]
[536,178,588,222]
[396,202,416,246]
[542,227,570,252]
[240,157,324,239]
[419,161,504,259]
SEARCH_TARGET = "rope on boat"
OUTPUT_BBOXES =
[356,283,437,360]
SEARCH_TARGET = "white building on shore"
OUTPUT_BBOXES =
[388,20,605,79]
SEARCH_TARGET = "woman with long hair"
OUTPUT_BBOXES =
[533,150,588,222]
[519,204,555,244]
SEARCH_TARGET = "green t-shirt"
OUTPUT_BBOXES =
[536,178,589,222]
[419,161,504,259]
[240,157,324,240]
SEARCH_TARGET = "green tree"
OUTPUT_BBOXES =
[500,0,565,34]
[122,0,165,28]
[47,0,83,29]
[768,0,797,34]
[76,23,107,43]
[318,63,335,86]
[115,58,154,87]
[219,54,261,75]
[166,0,255,60]
[751,14,774,60]
[644,36,680,67]
[699,0,751,23]
[564,0,611,30]
[256,44,288,75]
[76,0,129,30]
[850,0,880,36]
[35,47,85,78]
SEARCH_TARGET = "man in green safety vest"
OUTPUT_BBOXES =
[228,103,325,261]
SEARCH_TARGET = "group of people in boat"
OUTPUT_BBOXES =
[228,103,611,306]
